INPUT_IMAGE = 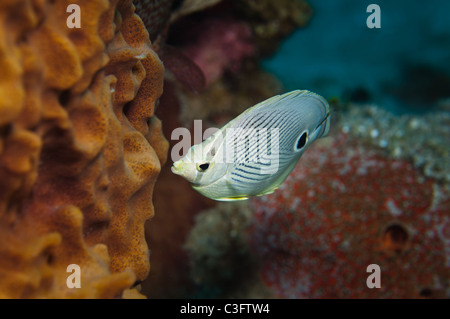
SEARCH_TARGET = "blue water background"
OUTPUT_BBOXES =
[261,0,450,114]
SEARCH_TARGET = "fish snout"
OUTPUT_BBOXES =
[171,160,197,182]
[171,160,183,174]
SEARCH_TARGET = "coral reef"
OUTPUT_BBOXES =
[184,202,253,296]
[140,80,217,298]
[249,132,449,298]
[180,17,255,85]
[235,0,312,56]
[141,71,282,298]
[158,45,206,93]
[0,0,167,298]
[339,105,450,186]
[134,0,225,47]
[181,104,449,298]
[158,0,312,128]
[133,0,175,43]
[183,201,276,298]
[170,0,223,22]
[164,0,312,88]
[140,0,310,298]
[134,1,208,93]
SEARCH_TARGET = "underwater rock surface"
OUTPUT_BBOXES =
[339,105,450,187]
[249,131,449,298]
[0,0,167,298]
[184,104,449,298]
[180,16,255,85]
[184,202,266,298]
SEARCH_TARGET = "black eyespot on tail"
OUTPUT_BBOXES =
[198,163,210,171]
[296,132,308,150]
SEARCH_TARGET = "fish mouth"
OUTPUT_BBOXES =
[171,161,183,175]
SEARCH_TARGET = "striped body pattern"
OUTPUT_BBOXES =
[171,90,331,201]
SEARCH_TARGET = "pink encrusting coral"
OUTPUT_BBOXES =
[181,17,255,85]
[249,133,449,298]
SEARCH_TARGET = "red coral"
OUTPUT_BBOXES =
[181,17,255,85]
[249,134,449,298]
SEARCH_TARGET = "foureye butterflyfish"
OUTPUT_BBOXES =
[171,90,331,201]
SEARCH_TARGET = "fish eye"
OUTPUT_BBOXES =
[296,132,308,150]
[197,163,210,172]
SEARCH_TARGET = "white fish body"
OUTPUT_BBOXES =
[171,90,331,201]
